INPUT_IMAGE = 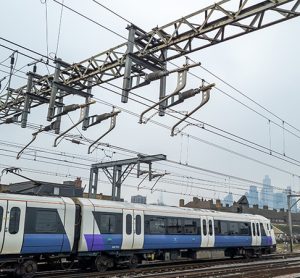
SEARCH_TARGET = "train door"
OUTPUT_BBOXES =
[132,210,144,250]
[201,216,215,248]
[256,221,262,246]
[251,220,261,246]
[121,209,134,250]
[0,199,7,254]
[207,216,215,247]
[2,201,26,254]
[200,217,208,247]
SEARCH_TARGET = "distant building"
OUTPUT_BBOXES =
[179,196,300,225]
[273,192,285,211]
[245,185,259,207]
[223,192,233,206]
[260,175,274,209]
[131,195,147,204]
[0,178,83,197]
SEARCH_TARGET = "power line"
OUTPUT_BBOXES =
[200,64,300,135]
[55,0,64,57]
[91,0,133,25]
[0,37,55,63]
[87,0,300,141]
[52,0,300,165]
[100,82,300,168]
[40,0,50,59]
[183,63,300,141]
[52,0,128,41]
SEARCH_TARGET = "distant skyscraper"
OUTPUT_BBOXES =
[260,175,273,209]
[273,192,285,210]
[223,192,233,206]
[246,185,259,207]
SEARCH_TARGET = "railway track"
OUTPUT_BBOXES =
[35,253,300,278]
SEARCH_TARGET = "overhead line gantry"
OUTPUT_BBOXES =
[0,0,299,141]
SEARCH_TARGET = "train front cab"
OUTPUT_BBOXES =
[0,194,76,277]
[0,197,26,256]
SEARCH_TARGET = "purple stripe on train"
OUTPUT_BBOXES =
[84,234,122,251]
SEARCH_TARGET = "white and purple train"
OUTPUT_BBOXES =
[0,193,276,277]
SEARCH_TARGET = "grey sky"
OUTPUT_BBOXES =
[0,0,299,206]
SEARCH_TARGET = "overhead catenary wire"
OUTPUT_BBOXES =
[47,2,300,164]
[55,0,64,57]
[84,0,300,142]
[92,0,133,25]
[0,3,298,198]
[0,158,284,207]
[199,64,300,135]
[101,82,300,169]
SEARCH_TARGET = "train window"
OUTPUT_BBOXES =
[136,215,141,235]
[252,223,256,236]
[36,210,60,233]
[239,223,251,236]
[203,219,207,236]
[208,220,213,236]
[184,218,200,235]
[260,223,266,236]
[145,216,166,234]
[167,218,183,234]
[228,222,239,235]
[0,206,3,232]
[93,212,122,234]
[25,208,65,234]
[267,223,270,231]
[126,214,132,235]
[220,221,228,235]
[214,220,221,235]
[9,207,20,234]
[256,223,260,236]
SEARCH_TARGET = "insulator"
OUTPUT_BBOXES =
[43,124,53,132]
[145,70,169,83]
[178,88,200,101]
[71,139,81,144]
[5,117,15,124]
[63,104,79,114]
[94,113,113,124]
[10,56,15,65]
[33,64,37,73]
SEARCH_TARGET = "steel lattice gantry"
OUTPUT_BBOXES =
[88,154,166,200]
[0,0,299,120]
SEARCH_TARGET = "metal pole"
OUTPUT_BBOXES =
[288,194,293,253]
[159,49,167,116]
[122,25,135,103]
[47,58,61,121]
[21,73,33,128]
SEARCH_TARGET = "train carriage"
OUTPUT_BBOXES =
[77,198,276,270]
[0,194,76,276]
[0,193,276,277]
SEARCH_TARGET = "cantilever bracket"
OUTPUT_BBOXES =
[171,83,215,136]
[150,172,169,193]
[139,62,200,124]
[53,101,96,147]
[17,121,56,159]
[88,110,121,154]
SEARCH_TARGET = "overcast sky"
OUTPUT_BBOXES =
[0,0,299,207]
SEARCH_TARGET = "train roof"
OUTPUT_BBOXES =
[0,193,269,222]
[0,192,70,205]
[78,198,269,222]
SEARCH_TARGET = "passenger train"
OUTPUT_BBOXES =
[0,193,276,277]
